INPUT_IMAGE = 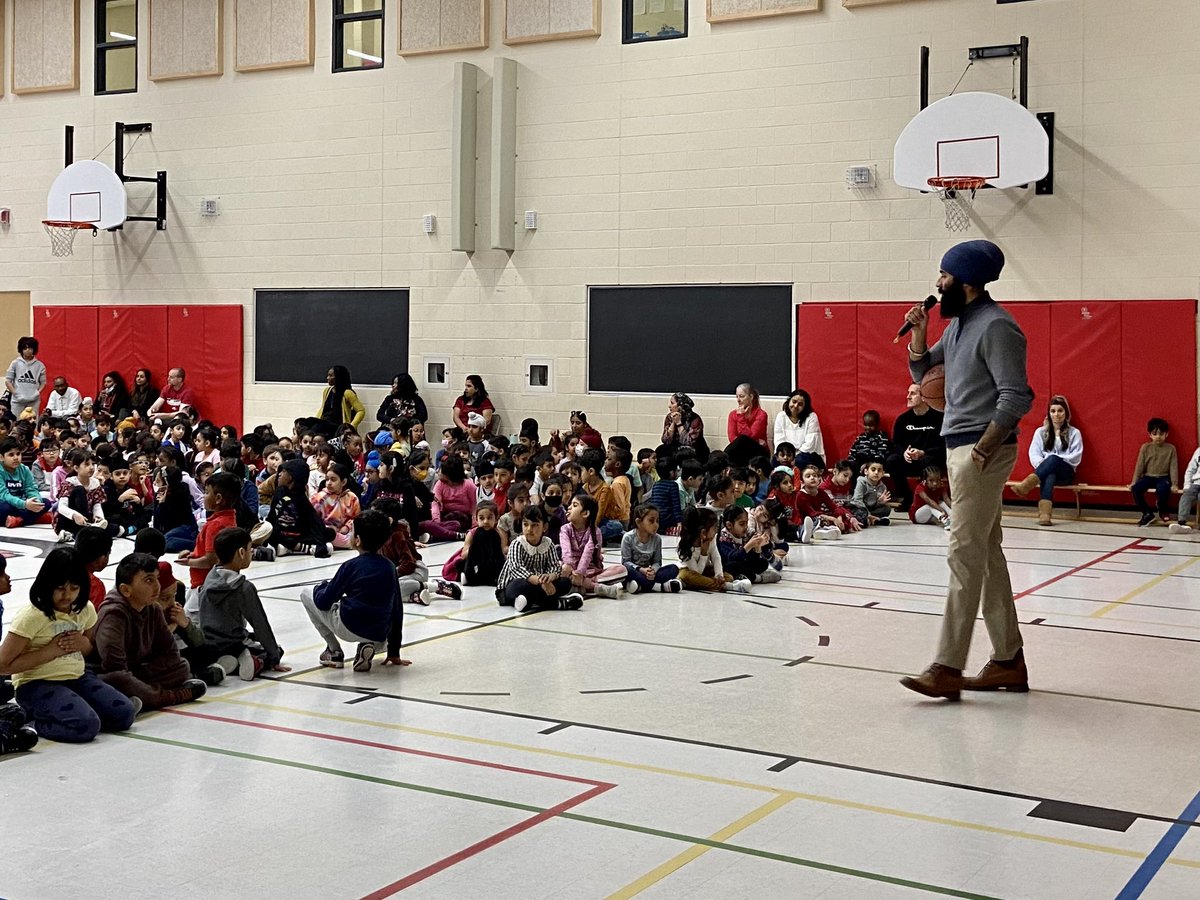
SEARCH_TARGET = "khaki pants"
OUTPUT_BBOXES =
[935,443,1023,670]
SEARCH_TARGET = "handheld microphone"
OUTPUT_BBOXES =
[893,295,938,343]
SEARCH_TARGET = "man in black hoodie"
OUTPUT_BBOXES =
[197,528,288,681]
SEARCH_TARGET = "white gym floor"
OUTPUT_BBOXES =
[2,514,1199,899]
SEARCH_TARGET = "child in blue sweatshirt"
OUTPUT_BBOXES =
[301,509,400,674]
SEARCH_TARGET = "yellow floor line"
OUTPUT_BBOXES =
[1091,556,1200,618]
[199,694,1200,869]
[606,794,796,899]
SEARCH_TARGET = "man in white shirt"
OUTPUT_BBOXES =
[44,376,82,419]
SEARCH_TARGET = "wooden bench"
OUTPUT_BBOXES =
[1005,482,1191,524]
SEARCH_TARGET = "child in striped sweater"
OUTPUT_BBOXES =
[496,506,584,613]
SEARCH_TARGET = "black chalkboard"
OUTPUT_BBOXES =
[254,289,409,386]
[588,285,792,395]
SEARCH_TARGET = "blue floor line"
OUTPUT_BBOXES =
[1114,788,1200,899]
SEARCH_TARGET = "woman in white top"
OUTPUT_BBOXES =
[773,389,825,469]
[1011,394,1083,526]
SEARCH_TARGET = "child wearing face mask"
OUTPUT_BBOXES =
[537,473,568,544]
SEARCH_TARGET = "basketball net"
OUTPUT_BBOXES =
[42,221,97,257]
[927,177,986,233]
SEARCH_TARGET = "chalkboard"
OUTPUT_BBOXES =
[254,289,409,386]
[588,285,793,396]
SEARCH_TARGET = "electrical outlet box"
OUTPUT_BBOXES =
[845,166,874,188]
[199,198,220,216]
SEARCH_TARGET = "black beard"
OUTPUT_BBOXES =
[939,280,968,319]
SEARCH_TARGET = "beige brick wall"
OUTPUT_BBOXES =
[0,0,1196,449]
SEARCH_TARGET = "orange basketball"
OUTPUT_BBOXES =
[920,364,946,412]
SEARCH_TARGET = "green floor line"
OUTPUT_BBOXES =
[119,730,996,898]
[494,622,796,663]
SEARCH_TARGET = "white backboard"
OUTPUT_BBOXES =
[46,160,128,229]
[894,92,1049,191]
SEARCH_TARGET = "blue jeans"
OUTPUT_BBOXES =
[623,563,680,591]
[1,498,49,525]
[1035,456,1075,501]
[1131,476,1172,516]
[599,519,625,544]
[16,672,136,743]
[164,522,199,552]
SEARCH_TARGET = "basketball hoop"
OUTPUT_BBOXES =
[42,220,97,257]
[927,177,987,232]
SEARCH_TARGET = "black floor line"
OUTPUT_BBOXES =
[701,674,753,685]
[440,691,511,697]
[539,723,571,735]
[260,675,1199,829]
[579,687,647,695]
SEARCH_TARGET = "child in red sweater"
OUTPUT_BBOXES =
[793,464,852,541]
[178,473,240,590]
[819,460,863,533]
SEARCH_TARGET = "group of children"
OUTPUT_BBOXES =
[8,357,1198,754]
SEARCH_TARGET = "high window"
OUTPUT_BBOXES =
[334,0,385,72]
[96,0,137,94]
[623,0,687,44]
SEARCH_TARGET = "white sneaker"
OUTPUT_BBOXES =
[56,530,73,544]
[728,578,753,594]
[596,582,621,599]
[625,579,642,594]
[274,544,290,557]
[815,525,841,540]
[1168,522,1193,534]
[513,594,529,612]
[800,517,815,545]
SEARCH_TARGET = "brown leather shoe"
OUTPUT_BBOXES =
[900,664,963,701]
[962,650,1029,692]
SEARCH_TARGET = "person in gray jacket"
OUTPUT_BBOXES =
[4,337,46,417]
[197,527,287,681]
[899,240,1034,702]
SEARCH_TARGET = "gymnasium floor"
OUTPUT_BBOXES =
[2,515,1198,899]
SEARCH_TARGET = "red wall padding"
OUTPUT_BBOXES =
[34,305,243,430]
[1120,301,1198,478]
[796,303,858,464]
[797,299,1197,500]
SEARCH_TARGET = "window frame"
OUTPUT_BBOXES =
[622,0,688,45]
[333,0,385,73]
[95,0,138,96]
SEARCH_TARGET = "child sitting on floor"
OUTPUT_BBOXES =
[93,552,208,709]
[0,547,137,742]
[495,506,583,613]
[621,503,682,594]
[647,455,683,535]
[677,507,750,594]
[911,466,952,530]
[851,461,892,527]
[820,460,863,533]
[267,459,333,558]
[75,526,113,609]
[371,499,423,665]
[311,463,361,550]
[793,464,851,541]
[0,437,51,528]
[440,500,506,591]
[496,483,529,546]
[420,455,476,542]
[748,499,789,570]
[302,509,399,673]
[30,439,63,500]
[718,506,779,585]
[562,494,623,599]
[198,527,289,681]
[55,449,115,540]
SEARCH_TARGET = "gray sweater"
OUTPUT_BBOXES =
[5,356,45,408]
[909,294,1033,446]
[621,530,663,569]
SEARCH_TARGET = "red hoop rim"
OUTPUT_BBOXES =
[927,176,988,190]
[42,220,98,230]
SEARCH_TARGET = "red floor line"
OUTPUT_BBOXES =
[162,707,611,788]
[362,782,614,898]
[1012,538,1144,601]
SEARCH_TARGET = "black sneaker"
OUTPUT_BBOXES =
[0,702,28,727]
[182,678,208,702]
[560,593,584,610]
[0,725,38,754]
[435,579,463,600]
[353,642,376,673]
[1137,512,1154,527]
[203,663,227,686]
[0,679,13,705]
[314,542,332,559]
[319,647,345,669]
[252,546,276,562]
